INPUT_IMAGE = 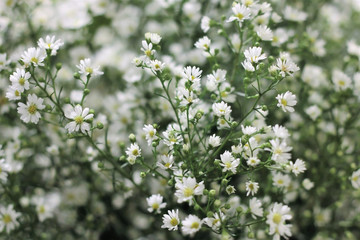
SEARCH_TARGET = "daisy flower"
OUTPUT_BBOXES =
[65,105,94,134]
[247,156,260,167]
[201,16,210,33]
[255,25,273,41]
[146,194,166,213]
[145,32,162,44]
[9,68,31,92]
[125,143,142,160]
[0,159,9,182]
[156,154,175,170]
[181,214,202,237]
[351,169,360,189]
[288,159,306,176]
[150,60,165,72]
[227,3,251,23]
[248,197,263,219]
[204,212,225,230]
[21,47,46,67]
[175,177,204,204]
[0,205,21,234]
[274,58,300,77]
[220,151,240,174]
[162,209,180,231]
[276,91,297,113]
[141,40,155,58]
[182,66,202,82]
[37,35,64,56]
[266,203,292,240]
[268,138,292,164]
[246,180,259,196]
[212,101,232,117]
[143,124,158,146]
[208,134,221,148]
[194,36,211,51]
[17,94,45,124]
[76,58,103,77]
[244,46,267,63]
[6,85,22,101]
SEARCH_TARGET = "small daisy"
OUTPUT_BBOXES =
[17,94,45,124]
[332,69,351,91]
[212,101,232,117]
[272,172,291,188]
[64,105,94,134]
[0,159,9,182]
[21,47,46,67]
[276,91,297,113]
[268,138,292,164]
[162,209,180,231]
[246,180,259,196]
[248,197,263,219]
[150,60,165,72]
[76,58,103,77]
[242,60,255,72]
[220,151,240,174]
[204,212,225,230]
[208,134,221,148]
[156,154,175,170]
[145,32,162,44]
[288,159,306,176]
[37,35,64,56]
[182,66,202,82]
[201,16,211,33]
[143,124,158,146]
[227,3,251,23]
[0,53,10,71]
[255,25,273,41]
[0,205,21,234]
[274,58,300,77]
[241,125,257,135]
[194,36,211,51]
[9,68,31,92]
[146,194,166,213]
[272,124,290,139]
[247,156,260,167]
[141,40,155,58]
[350,169,360,189]
[244,46,267,63]
[6,85,22,101]
[125,143,142,160]
[182,214,203,237]
[266,203,292,240]
[175,177,204,204]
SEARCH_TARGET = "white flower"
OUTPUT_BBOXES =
[0,205,21,234]
[182,214,202,237]
[220,151,240,174]
[204,212,225,230]
[141,40,155,58]
[21,47,46,68]
[145,32,162,44]
[6,85,22,101]
[305,105,321,121]
[276,91,297,113]
[201,16,211,33]
[208,134,221,147]
[65,105,94,134]
[274,58,300,77]
[255,25,273,41]
[288,159,306,176]
[162,209,180,231]
[143,124,158,146]
[266,203,292,240]
[351,169,360,189]
[38,35,64,56]
[17,94,45,124]
[150,60,165,72]
[332,69,351,91]
[244,46,267,63]
[76,58,103,76]
[156,154,175,170]
[125,143,142,160]
[146,194,166,213]
[9,68,31,92]
[268,138,292,164]
[272,172,291,188]
[207,69,227,84]
[35,193,61,222]
[246,180,259,196]
[248,197,263,219]
[212,101,232,117]
[241,125,257,135]
[241,60,255,72]
[272,124,290,139]
[175,177,204,204]
[227,4,251,23]
[194,36,211,51]
[284,6,307,22]
[247,156,260,167]
[302,178,314,190]
[182,66,202,82]
[162,127,182,149]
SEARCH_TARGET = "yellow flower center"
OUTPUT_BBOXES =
[236,13,244,20]
[212,219,220,225]
[39,205,46,214]
[28,104,37,115]
[338,80,345,86]
[281,99,287,106]
[74,116,84,125]
[245,0,253,6]
[19,77,25,85]
[132,149,139,156]
[3,214,12,224]
[149,130,154,137]
[273,36,279,43]
[6,0,13,7]
[0,61,3,65]
[191,222,199,229]
[225,162,232,169]
[221,91,228,98]
[248,183,254,190]
[155,64,160,69]
[15,90,20,97]
[152,203,159,210]
[272,213,282,224]
[183,187,194,197]
[145,50,152,57]
[164,162,171,168]
[170,217,178,226]
[31,57,38,64]
[47,43,52,48]
[274,148,282,155]
[353,176,358,181]
[277,179,284,185]
[86,67,93,74]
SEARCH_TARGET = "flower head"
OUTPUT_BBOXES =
[162,209,180,231]
[38,35,64,56]
[276,91,297,113]
[17,94,45,124]
[76,58,103,77]
[0,205,21,234]
[146,194,166,213]
[21,47,46,67]
[65,105,94,134]
[182,214,203,237]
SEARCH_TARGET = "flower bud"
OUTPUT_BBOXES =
[97,162,104,169]
[214,199,221,208]
[119,155,126,162]
[140,172,147,178]
[129,133,136,143]
[74,72,81,79]
[236,206,243,213]
[83,88,90,96]
[209,189,216,197]
[97,122,104,129]
[56,63,62,70]
[207,211,214,218]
